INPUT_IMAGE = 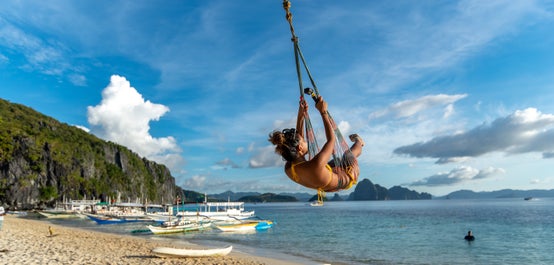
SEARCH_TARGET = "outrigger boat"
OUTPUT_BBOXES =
[37,210,80,219]
[84,213,153,225]
[85,201,155,224]
[176,201,255,221]
[37,199,101,218]
[213,219,273,233]
[147,217,212,235]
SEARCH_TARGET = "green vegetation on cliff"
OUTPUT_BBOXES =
[0,98,180,209]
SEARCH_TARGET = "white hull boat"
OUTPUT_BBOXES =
[147,221,212,235]
[176,202,255,221]
[152,245,232,258]
[214,220,273,233]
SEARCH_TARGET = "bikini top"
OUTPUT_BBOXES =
[288,161,304,183]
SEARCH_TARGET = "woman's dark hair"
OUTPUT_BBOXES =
[268,128,300,162]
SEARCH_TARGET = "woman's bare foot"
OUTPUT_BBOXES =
[349,134,365,146]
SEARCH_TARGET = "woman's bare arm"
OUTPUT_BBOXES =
[296,99,308,138]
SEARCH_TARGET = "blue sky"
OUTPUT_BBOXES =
[1,1,553,197]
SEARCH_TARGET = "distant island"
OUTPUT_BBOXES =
[208,179,432,202]
[208,184,554,203]
[237,193,298,203]
[437,189,554,199]
[207,187,554,203]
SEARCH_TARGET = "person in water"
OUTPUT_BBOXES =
[269,96,364,192]
[464,230,475,241]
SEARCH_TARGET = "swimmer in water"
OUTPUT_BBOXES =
[464,230,475,241]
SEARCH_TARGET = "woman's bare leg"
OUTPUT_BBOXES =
[349,134,364,157]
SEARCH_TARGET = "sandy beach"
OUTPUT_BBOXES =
[0,215,302,265]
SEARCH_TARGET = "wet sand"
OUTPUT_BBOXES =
[0,215,303,265]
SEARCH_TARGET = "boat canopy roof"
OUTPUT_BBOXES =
[114,202,144,207]
[206,202,244,207]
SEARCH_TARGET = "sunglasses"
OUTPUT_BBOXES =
[282,128,298,145]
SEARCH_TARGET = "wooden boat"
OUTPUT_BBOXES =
[310,192,324,206]
[310,200,324,207]
[37,199,101,218]
[37,210,79,219]
[85,213,153,225]
[145,204,175,223]
[176,201,255,221]
[214,220,273,232]
[147,219,212,235]
[146,212,174,223]
[152,245,232,258]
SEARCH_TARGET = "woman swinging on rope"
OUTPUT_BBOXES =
[269,96,364,192]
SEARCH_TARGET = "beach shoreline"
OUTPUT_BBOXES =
[0,215,304,265]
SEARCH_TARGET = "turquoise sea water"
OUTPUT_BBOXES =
[52,198,554,264]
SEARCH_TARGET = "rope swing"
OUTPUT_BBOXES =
[282,1,358,200]
[283,0,355,172]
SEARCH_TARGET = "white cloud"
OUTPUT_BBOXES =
[474,166,506,179]
[530,177,552,185]
[87,75,183,170]
[183,175,207,189]
[530,179,541,184]
[443,104,455,119]
[0,53,8,64]
[436,157,470,164]
[215,158,241,169]
[394,108,554,163]
[337,120,351,136]
[149,153,185,174]
[408,166,504,187]
[249,145,284,168]
[68,73,87,86]
[369,94,467,120]
[236,147,244,154]
[182,173,254,192]
[0,17,82,83]
[73,125,90,133]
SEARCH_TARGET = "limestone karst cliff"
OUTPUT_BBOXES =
[0,98,180,209]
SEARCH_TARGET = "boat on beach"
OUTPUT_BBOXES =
[145,204,175,223]
[147,217,212,235]
[85,201,156,224]
[146,211,174,223]
[37,210,80,219]
[147,222,212,234]
[213,219,274,233]
[176,201,255,221]
[37,199,101,218]
[84,213,153,225]
[151,245,232,258]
